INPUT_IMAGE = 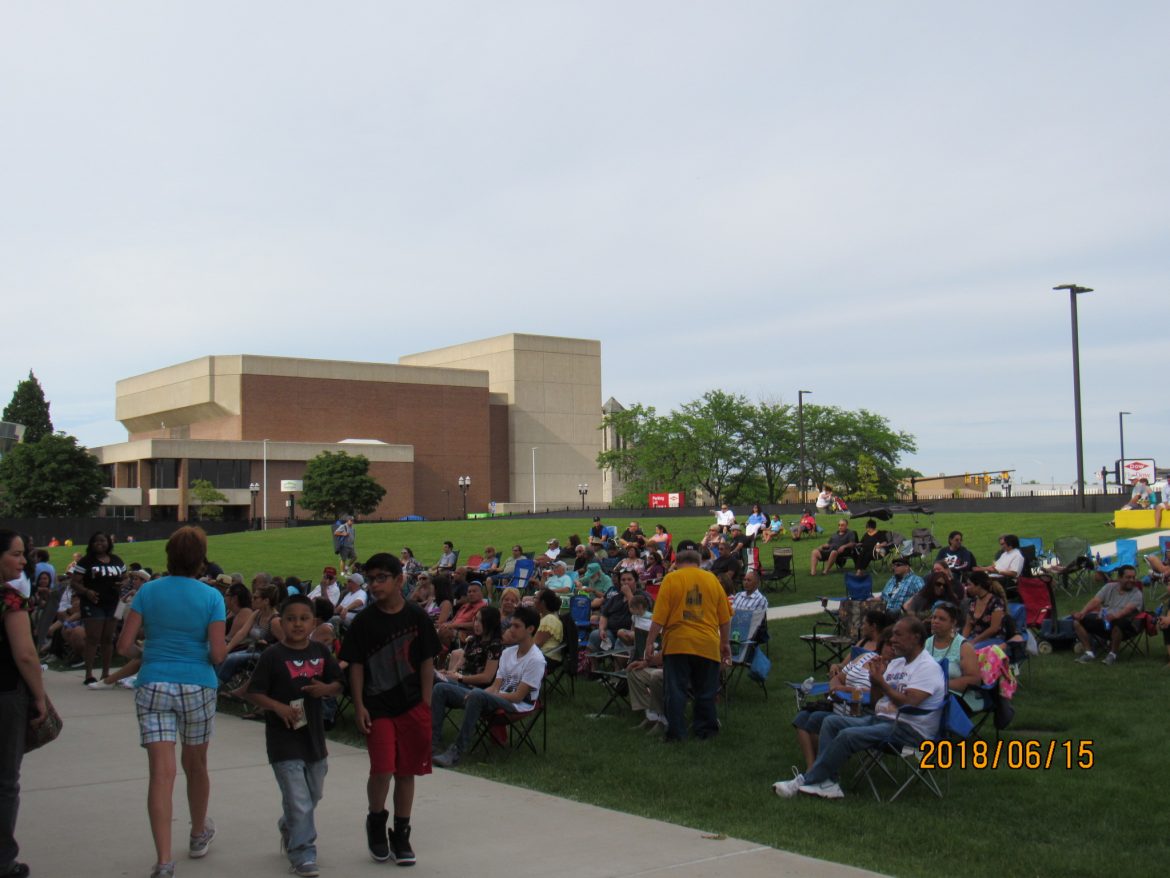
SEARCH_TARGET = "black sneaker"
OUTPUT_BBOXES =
[390,824,416,867]
[366,810,390,862]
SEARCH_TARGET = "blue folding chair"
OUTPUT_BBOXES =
[844,571,874,601]
[569,594,593,647]
[500,558,536,595]
[1097,539,1138,577]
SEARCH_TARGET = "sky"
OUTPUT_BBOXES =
[3,2,1166,487]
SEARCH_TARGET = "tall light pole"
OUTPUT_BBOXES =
[531,447,537,514]
[262,438,269,530]
[1118,411,1130,494]
[798,390,812,507]
[1053,284,1093,509]
[249,482,260,530]
[578,483,588,510]
[457,475,471,519]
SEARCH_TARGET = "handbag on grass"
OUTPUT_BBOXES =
[25,694,63,753]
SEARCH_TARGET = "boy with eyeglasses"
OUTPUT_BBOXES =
[339,553,440,866]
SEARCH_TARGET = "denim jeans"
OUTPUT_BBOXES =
[431,680,474,746]
[662,653,721,742]
[0,681,29,872]
[272,758,328,867]
[802,714,920,785]
[216,650,256,684]
[454,689,517,753]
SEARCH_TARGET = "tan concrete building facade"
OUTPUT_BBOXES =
[94,334,603,522]
[400,334,603,513]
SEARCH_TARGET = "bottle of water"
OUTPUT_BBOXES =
[1101,608,1111,631]
[800,676,815,694]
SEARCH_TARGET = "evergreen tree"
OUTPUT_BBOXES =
[3,371,53,442]
[0,432,106,516]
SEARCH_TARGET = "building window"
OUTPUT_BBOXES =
[188,459,251,489]
[152,459,179,489]
[100,465,115,488]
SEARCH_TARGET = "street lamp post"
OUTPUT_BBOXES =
[249,482,260,530]
[1118,411,1130,494]
[457,475,471,519]
[262,438,270,530]
[531,447,537,514]
[578,483,588,510]
[798,390,812,507]
[1053,284,1093,510]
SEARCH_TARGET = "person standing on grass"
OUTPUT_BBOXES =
[117,526,227,878]
[339,552,440,867]
[245,595,343,877]
[643,549,731,742]
[332,516,356,573]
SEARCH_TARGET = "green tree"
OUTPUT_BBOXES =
[802,405,917,497]
[741,399,797,502]
[3,370,53,443]
[675,391,755,505]
[300,451,386,520]
[0,432,106,516]
[189,479,229,521]
[598,393,917,505]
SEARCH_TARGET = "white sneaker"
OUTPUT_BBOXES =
[772,778,802,798]
[799,780,845,799]
[87,680,116,690]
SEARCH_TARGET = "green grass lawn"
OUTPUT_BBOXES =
[48,512,1170,877]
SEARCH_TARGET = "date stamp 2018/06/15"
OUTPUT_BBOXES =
[918,739,1094,770]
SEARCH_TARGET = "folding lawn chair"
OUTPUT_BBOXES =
[1049,536,1093,597]
[852,661,972,802]
[500,558,537,596]
[543,611,579,699]
[908,528,940,572]
[768,548,797,593]
[1097,539,1138,577]
[469,697,548,759]
[799,597,882,672]
[722,607,769,712]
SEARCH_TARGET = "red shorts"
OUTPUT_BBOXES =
[367,701,432,776]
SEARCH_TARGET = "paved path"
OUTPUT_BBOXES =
[19,670,884,878]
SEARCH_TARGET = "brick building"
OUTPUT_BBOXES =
[93,333,603,523]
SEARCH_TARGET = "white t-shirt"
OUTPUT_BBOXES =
[495,644,546,713]
[994,548,1025,577]
[339,588,366,613]
[816,490,833,510]
[309,582,341,607]
[874,651,946,740]
[716,508,736,527]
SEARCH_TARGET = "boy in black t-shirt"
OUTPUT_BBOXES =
[339,552,440,867]
[246,595,343,877]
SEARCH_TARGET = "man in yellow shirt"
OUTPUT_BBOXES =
[643,549,732,742]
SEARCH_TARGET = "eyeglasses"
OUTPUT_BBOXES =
[369,572,395,585]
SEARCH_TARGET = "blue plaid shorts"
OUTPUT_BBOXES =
[135,682,217,746]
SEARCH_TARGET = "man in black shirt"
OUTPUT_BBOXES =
[809,520,859,576]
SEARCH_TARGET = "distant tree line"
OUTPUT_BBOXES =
[597,390,919,507]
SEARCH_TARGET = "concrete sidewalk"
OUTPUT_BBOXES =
[18,671,883,878]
